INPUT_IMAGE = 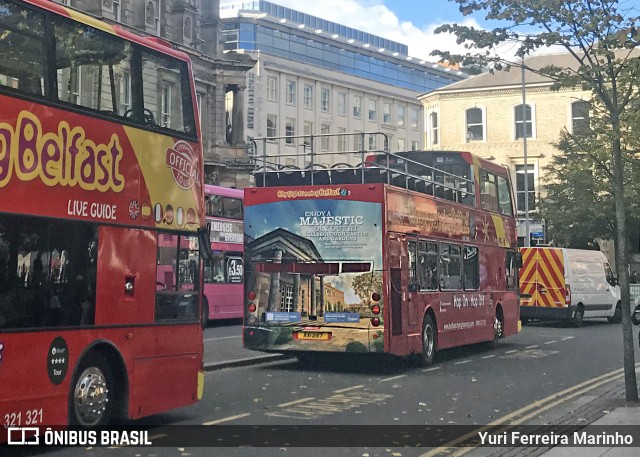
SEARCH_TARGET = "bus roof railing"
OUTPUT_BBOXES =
[249,132,476,206]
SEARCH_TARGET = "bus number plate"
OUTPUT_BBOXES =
[298,332,331,341]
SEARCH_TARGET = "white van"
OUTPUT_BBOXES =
[519,247,621,326]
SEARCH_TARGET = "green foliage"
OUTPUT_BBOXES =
[372,331,385,352]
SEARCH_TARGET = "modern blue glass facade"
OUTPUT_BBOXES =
[220,2,463,93]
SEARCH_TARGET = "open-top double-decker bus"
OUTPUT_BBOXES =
[243,132,520,365]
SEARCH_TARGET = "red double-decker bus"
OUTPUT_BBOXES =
[203,185,244,321]
[244,133,521,365]
[0,0,207,430]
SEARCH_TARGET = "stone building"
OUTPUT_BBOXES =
[56,0,256,188]
[418,54,591,245]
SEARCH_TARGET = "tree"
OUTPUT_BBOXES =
[434,0,640,401]
[351,272,383,307]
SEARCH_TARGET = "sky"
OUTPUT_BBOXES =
[266,0,640,62]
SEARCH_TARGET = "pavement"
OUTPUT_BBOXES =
[203,323,640,456]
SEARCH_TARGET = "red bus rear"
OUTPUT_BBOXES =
[0,0,206,432]
[203,185,244,321]
[243,133,520,365]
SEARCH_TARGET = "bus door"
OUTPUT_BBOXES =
[386,235,409,355]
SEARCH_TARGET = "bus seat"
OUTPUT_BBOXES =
[363,167,389,184]
[279,170,306,186]
[309,168,330,185]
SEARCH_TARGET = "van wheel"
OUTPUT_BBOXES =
[573,307,584,327]
[420,315,436,367]
[521,317,529,326]
[607,302,622,324]
[69,352,116,428]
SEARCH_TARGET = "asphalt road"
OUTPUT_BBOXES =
[9,319,639,457]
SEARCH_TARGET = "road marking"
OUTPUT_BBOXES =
[203,412,251,425]
[544,340,557,345]
[268,392,393,420]
[380,375,407,382]
[525,345,539,349]
[149,434,167,441]
[481,355,496,359]
[333,385,364,393]
[278,397,315,407]
[504,350,518,354]
[561,336,574,341]
[423,366,442,372]
[204,335,242,342]
[421,363,640,457]
[454,359,472,365]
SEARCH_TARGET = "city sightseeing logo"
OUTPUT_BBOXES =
[166,141,201,190]
[277,188,350,199]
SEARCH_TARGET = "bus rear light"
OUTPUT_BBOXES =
[371,292,381,302]
[248,291,256,300]
[248,303,257,313]
[371,317,381,327]
[371,304,381,315]
[565,285,571,305]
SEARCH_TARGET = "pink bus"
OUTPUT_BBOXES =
[203,185,244,322]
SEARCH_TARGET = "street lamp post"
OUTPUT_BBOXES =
[521,59,530,247]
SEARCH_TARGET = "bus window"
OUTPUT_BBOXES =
[497,176,514,216]
[480,169,499,213]
[506,250,518,290]
[155,234,199,322]
[417,241,438,291]
[408,240,417,291]
[53,17,132,114]
[439,243,462,290]
[0,1,46,97]
[463,246,480,290]
[0,214,98,329]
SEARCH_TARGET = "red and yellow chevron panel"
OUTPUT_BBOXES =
[519,248,567,308]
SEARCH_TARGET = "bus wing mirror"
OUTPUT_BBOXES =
[515,252,523,269]
[197,225,213,262]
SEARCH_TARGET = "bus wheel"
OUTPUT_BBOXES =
[607,302,622,324]
[70,352,115,428]
[202,297,210,329]
[520,317,529,326]
[573,306,584,327]
[420,315,436,367]
[488,313,503,349]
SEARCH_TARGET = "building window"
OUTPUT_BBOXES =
[410,107,419,129]
[285,117,295,145]
[466,107,484,141]
[368,134,376,150]
[267,76,278,101]
[321,88,331,112]
[368,99,377,121]
[411,140,419,150]
[286,80,296,105]
[429,112,439,145]
[383,102,391,124]
[303,84,313,109]
[337,127,347,152]
[303,121,313,147]
[267,114,277,137]
[515,104,534,139]
[280,285,293,312]
[571,100,590,133]
[353,95,362,118]
[161,84,172,128]
[112,0,121,21]
[321,123,331,151]
[397,138,405,151]
[353,131,363,151]
[397,105,405,127]
[338,92,346,116]
[516,164,536,213]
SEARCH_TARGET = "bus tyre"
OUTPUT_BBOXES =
[69,352,116,428]
[573,306,584,327]
[202,297,210,329]
[607,302,622,324]
[420,315,436,367]
[487,313,503,350]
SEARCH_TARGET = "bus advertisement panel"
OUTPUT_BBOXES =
[0,0,205,434]
[244,187,383,352]
[203,185,244,321]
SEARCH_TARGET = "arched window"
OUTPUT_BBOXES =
[465,107,484,141]
[571,100,590,133]
[514,104,533,139]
